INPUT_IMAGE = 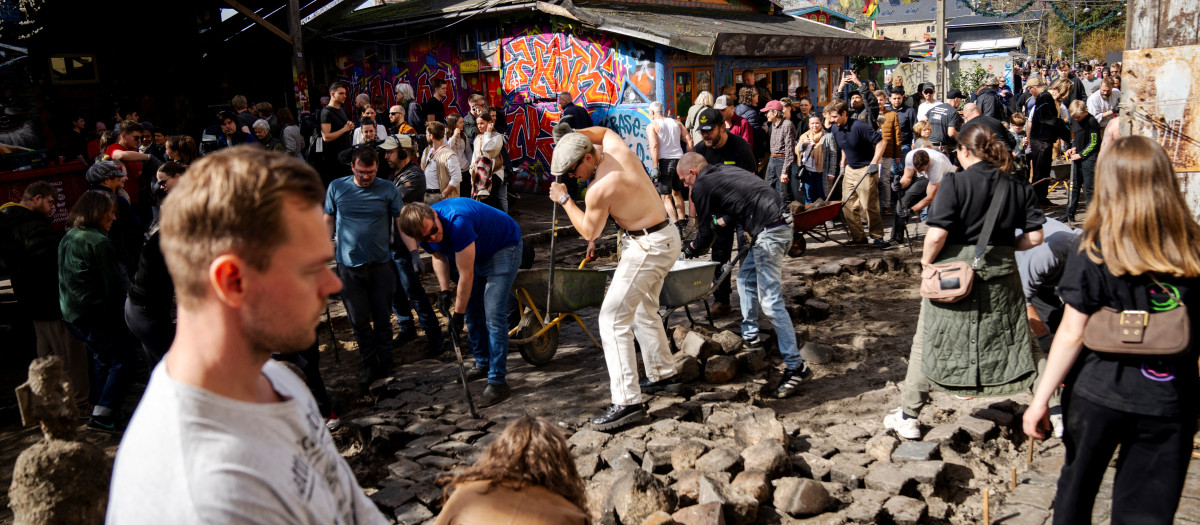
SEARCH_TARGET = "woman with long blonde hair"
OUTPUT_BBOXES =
[435,416,589,524]
[1023,136,1200,524]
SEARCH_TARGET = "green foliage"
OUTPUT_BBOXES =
[950,63,990,101]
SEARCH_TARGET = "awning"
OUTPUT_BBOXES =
[956,37,1023,53]
[546,1,911,58]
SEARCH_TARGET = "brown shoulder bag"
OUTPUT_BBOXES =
[920,177,1009,303]
[1082,277,1191,357]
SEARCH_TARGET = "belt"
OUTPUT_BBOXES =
[764,218,788,230]
[771,154,786,158]
[625,219,671,237]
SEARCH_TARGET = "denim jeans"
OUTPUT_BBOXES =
[466,239,522,385]
[391,250,443,347]
[800,168,825,204]
[338,262,397,375]
[711,224,746,305]
[66,311,138,415]
[737,225,802,370]
[785,163,802,204]
[765,157,789,203]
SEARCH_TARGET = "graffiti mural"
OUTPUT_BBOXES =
[500,26,657,176]
[333,42,468,118]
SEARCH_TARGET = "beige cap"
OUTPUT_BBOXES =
[550,132,593,178]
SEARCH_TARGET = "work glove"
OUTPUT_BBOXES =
[450,312,465,338]
[438,290,453,317]
[867,164,880,175]
[890,180,902,193]
[682,242,699,259]
[648,166,660,183]
[410,250,424,274]
[897,207,910,219]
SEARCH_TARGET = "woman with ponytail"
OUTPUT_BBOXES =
[884,124,1047,440]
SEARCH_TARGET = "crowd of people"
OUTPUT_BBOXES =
[2,56,1197,523]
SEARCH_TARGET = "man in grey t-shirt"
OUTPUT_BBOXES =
[107,148,387,524]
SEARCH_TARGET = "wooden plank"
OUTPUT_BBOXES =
[1159,0,1200,47]
[223,0,293,45]
[1126,0,1157,49]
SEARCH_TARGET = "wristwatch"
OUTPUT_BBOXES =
[558,193,569,205]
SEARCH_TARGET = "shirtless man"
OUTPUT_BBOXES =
[549,128,681,431]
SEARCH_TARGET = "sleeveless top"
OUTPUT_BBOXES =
[655,117,685,160]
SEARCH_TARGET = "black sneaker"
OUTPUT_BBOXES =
[775,363,814,399]
[639,374,681,394]
[592,403,647,431]
[392,327,418,348]
[870,238,890,248]
[87,414,126,434]
[743,336,765,349]
[846,239,869,246]
[477,383,510,408]
[465,365,489,382]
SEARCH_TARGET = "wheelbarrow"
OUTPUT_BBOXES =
[656,235,755,334]
[788,164,875,257]
[508,261,606,366]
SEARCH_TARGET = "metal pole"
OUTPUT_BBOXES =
[287,0,308,113]
[545,175,560,324]
[936,0,946,97]
[1072,2,1077,66]
[1035,1,1043,61]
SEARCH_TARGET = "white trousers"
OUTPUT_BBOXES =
[598,226,681,405]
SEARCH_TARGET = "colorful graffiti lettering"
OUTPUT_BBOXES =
[599,107,652,173]
[334,43,468,119]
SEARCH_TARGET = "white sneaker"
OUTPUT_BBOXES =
[1049,414,1064,438]
[884,409,921,440]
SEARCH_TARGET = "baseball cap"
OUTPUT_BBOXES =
[760,100,784,112]
[696,108,723,131]
[713,95,731,110]
[380,136,401,150]
[550,132,593,178]
[946,88,965,100]
[921,83,935,93]
[86,161,125,185]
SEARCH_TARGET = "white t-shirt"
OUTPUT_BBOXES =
[917,101,938,122]
[351,125,387,146]
[422,145,462,191]
[905,147,953,184]
[107,360,388,525]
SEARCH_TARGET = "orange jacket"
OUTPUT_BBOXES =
[879,108,901,159]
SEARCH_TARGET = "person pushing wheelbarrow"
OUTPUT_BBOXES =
[676,152,814,399]
[548,125,681,431]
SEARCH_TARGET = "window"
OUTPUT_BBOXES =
[817,65,842,106]
[902,28,907,35]
[458,33,476,55]
[50,54,98,84]
[735,68,807,100]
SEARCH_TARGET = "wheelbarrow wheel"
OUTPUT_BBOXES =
[516,310,559,366]
[788,231,806,257]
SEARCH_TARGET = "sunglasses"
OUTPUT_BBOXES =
[389,112,401,115]
[422,220,440,242]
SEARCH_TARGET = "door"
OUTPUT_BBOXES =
[675,70,693,118]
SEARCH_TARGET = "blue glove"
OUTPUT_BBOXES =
[410,249,424,274]
[648,166,659,182]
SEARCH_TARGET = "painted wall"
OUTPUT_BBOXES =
[333,41,470,120]
[892,57,1014,95]
[500,25,659,183]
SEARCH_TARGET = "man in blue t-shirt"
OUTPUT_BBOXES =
[324,148,404,391]
[399,198,522,408]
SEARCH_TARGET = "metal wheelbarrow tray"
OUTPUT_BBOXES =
[790,201,846,255]
[509,268,608,366]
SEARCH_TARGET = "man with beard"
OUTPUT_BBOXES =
[107,148,387,524]
[548,126,680,431]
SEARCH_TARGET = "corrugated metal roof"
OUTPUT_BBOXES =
[946,9,1041,27]
[566,3,911,56]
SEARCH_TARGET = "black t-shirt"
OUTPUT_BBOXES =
[319,105,352,155]
[831,118,881,169]
[423,98,446,124]
[960,115,1017,152]
[1057,251,1200,418]
[926,103,962,143]
[926,162,1044,246]
[694,133,757,175]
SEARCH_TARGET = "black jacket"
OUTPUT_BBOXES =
[975,88,1009,122]
[687,163,788,255]
[0,203,63,319]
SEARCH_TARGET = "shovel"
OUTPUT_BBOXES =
[445,316,479,419]
[545,174,561,324]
